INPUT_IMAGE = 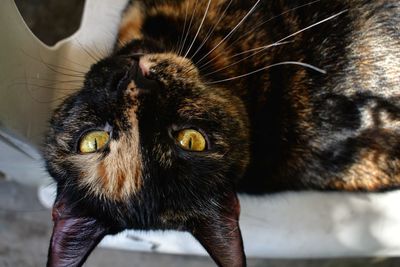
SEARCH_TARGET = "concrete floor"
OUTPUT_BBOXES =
[0,178,399,267]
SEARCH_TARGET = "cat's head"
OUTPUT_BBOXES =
[44,38,250,266]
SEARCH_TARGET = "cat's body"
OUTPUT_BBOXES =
[44,1,400,266]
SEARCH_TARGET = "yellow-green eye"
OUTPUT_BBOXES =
[176,129,207,152]
[79,131,110,153]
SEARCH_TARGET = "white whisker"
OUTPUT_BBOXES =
[203,41,292,77]
[190,0,234,61]
[177,1,190,56]
[200,9,348,77]
[184,0,212,59]
[198,0,323,70]
[235,41,295,59]
[241,9,349,56]
[205,61,326,85]
[195,0,262,66]
[228,0,323,48]
[179,0,198,59]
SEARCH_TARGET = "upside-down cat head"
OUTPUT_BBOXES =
[44,6,250,266]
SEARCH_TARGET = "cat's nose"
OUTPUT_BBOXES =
[129,57,159,93]
[139,58,151,78]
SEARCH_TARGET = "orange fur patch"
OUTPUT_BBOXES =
[118,2,144,47]
[68,82,143,201]
[328,148,400,191]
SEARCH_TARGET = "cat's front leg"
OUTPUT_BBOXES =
[46,196,111,267]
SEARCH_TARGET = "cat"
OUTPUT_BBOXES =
[44,0,400,266]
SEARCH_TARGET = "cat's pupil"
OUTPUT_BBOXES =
[175,129,207,151]
[78,131,110,153]
[188,137,193,150]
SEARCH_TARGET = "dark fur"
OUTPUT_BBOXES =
[44,0,400,266]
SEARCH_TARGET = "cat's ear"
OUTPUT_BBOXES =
[190,192,246,267]
[46,194,110,267]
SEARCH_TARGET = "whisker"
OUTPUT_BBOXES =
[86,41,105,61]
[118,53,146,60]
[230,41,294,59]
[20,49,87,76]
[18,72,74,103]
[205,61,326,85]
[24,78,84,84]
[233,9,349,57]
[41,65,86,78]
[202,41,291,77]
[202,0,321,69]
[116,37,127,49]
[227,226,239,236]
[92,42,108,59]
[199,9,348,76]
[57,55,90,70]
[41,64,86,75]
[189,0,234,61]
[183,0,212,59]
[34,62,86,78]
[74,39,101,62]
[25,91,71,104]
[11,82,82,92]
[194,0,262,66]
[39,56,87,76]
[176,1,190,56]
[179,0,199,59]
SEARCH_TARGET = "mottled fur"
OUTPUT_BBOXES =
[44,1,400,266]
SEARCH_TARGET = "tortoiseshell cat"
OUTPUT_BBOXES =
[44,0,400,266]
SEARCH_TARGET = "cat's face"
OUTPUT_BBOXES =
[45,39,249,266]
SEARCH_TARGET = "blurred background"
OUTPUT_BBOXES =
[1,0,400,266]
